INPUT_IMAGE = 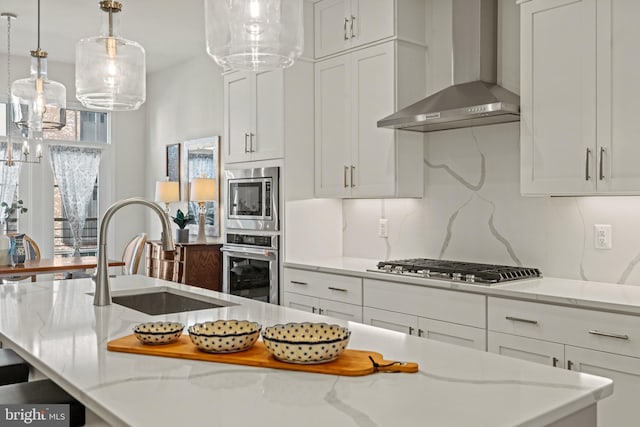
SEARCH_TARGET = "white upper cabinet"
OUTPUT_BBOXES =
[314,0,394,58]
[521,0,640,195]
[224,70,284,163]
[315,40,426,198]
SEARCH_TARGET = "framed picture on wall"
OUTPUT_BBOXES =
[166,143,181,197]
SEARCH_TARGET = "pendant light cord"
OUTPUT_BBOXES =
[37,0,40,49]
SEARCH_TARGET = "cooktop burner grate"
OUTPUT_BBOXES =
[373,258,542,285]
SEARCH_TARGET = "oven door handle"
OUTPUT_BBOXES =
[221,246,277,258]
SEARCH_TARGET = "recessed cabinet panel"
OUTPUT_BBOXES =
[566,345,640,427]
[314,56,351,197]
[520,0,596,194]
[363,307,417,334]
[418,318,486,351]
[351,42,395,197]
[350,0,394,50]
[314,0,350,58]
[254,70,284,161]
[488,331,564,367]
[225,73,251,163]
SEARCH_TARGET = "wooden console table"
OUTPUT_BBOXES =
[145,241,222,292]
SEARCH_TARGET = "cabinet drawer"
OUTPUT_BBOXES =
[364,279,486,328]
[489,297,640,358]
[283,268,362,304]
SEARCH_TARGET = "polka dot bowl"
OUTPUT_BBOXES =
[188,320,261,353]
[133,322,185,345]
[261,322,351,364]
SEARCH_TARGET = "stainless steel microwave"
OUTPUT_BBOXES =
[224,167,279,231]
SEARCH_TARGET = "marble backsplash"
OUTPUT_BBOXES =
[341,122,640,286]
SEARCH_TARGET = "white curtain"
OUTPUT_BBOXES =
[0,141,23,227]
[50,145,101,256]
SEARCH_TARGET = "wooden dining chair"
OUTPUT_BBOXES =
[121,233,147,275]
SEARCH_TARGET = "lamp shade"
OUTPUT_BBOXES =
[204,0,304,71]
[155,180,179,203]
[190,178,217,202]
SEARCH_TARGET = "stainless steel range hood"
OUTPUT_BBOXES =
[378,0,519,133]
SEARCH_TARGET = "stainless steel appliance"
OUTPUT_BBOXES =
[221,233,278,304]
[369,258,541,286]
[377,0,520,133]
[224,167,279,231]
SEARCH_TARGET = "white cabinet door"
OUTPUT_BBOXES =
[315,54,352,197]
[350,42,396,197]
[566,345,640,427]
[314,0,350,58]
[283,292,317,314]
[320,299,362,323]
[520,0,597,195]
[418,318,486,351]
[363,307,417,335]
[488,331,565,368]
[350,0,394,49]
[596,0,640,192]
[252,69,284,161]
[224,72,252,163]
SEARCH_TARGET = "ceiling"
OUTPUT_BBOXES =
[0,0,207,73]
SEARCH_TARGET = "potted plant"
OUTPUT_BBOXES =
[171,209,194,243]
[0,200,28,265]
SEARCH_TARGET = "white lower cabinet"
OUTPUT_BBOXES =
[488,296,640,426]
[283,292,362,322]
[566,346,640,427]
[363,306,416,334]
[488,331,564,368]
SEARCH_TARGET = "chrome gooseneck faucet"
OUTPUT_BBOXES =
[93,197,174,306]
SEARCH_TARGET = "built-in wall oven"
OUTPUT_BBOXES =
[221,233,278,304]
[224,167,279,231]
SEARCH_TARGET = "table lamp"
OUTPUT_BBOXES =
[190,177,216,243]
[155,178,180,214]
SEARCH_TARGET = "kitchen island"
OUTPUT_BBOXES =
[0,276,611,426]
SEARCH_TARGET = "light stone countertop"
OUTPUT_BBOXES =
[284,257,640,315]
[0,275,611,427]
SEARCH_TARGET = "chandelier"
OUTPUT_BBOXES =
[75,1,146,111]
[204,0,304,72]
[11,0,66,133]
[2,12,42,166]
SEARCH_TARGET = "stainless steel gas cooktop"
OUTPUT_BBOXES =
[368,258,542,285]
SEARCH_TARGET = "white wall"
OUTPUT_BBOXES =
[340,0,640,286]
[144,54,224,243]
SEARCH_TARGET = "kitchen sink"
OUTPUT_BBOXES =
[93,287,237,315]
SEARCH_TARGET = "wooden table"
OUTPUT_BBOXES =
[0,257,125,281]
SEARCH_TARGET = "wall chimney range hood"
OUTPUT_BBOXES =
[378,0,520,133]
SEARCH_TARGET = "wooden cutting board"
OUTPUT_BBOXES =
[107,334,419,376]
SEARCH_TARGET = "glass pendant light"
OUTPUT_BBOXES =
[11,0,66,132]
[75,1,146,111]
[205,0,304,72]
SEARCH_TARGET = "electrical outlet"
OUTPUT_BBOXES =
[594,224,612,250]
[378,219,389,238]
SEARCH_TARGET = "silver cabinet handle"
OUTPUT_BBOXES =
[350,15,356,38]
[249,133,255,152]
[318,308,324,315]
[585,148,591,180]
[328,286,347,292]
[567,360,574,370]
[552,357,559,367]
[344,166,349,188]
[311,307,316,313]
[588,330,629,340]
[408,326,414,335]
[350,165,355,187]
[599,147,605,180]
[290,281,308,286]
[244,133,249,153]
[505,316,538,325]
[344,17,349,40]
[418,329,424,337]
